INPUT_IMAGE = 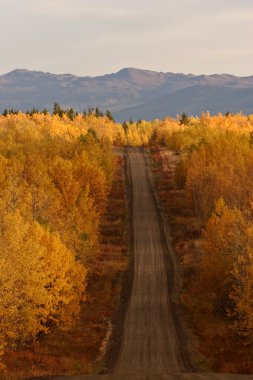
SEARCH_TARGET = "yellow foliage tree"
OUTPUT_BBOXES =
[229,231,253,341]
[200,199,253,340]
[0,210,86,348]
[185,134,253,221]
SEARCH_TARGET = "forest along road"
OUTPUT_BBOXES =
[113,149,181,375]
[48,150,252,380]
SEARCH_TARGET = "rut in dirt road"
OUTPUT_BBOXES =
[114,150,181,375]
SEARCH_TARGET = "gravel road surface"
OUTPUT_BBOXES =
[113,150,181,375]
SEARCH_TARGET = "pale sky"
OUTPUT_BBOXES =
[0,0,253,77]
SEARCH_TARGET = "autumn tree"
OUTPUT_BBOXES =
[0,210,86,348]
[0,111,119,366]
[199,199,253,341]
[185,132,253,221]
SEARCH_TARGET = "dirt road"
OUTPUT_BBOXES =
[113,150,181,375]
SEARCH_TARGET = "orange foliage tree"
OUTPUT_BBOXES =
[199,199,253,341]
[0,112,117,362]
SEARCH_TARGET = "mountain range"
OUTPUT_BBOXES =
[0,68,253,121]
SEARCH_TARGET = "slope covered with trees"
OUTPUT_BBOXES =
[148,112,253,372]
[1,109,253,375]
[0,111,126,373]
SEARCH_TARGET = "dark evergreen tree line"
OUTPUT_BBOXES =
[1,103,115,122]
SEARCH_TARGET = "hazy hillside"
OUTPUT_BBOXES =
[1,68,253,120]
[115,84,253,121]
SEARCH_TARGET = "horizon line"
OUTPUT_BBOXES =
[1,67,253,79]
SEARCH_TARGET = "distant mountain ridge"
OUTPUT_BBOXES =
[1,68,253,121]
